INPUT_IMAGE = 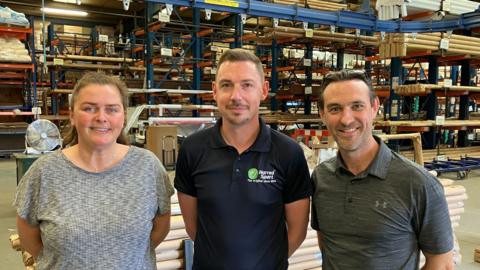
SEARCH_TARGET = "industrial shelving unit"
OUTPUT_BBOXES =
[0,18,37,155]
[0,23,36,117]
[135,0,480,150]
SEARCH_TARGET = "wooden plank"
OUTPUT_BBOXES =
[375,119,480,127]
[48,54,134,63]
[402,11,434,21]
[378,133,424,165]
[134,21,165,36]
[264,66,295,72]
[181,28,214,39]
[45,62,173,73]
[401,146,480,162]
[222,33,258,43]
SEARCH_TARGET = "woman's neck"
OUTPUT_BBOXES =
[64,143,128,173]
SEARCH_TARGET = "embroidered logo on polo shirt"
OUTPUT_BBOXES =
[248,168,259,180]
[247,168,277,183]
[375,200,388,208]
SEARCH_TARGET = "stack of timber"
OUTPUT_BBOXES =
[401,146,480,162]
[260,26,378,46]
[262,112,321,125]
[375,120,480,128]
[440,179,467,230]
[469,112,480,120]
[440,178,467,266]
[417,175,467,266]
[155,191,188,270]
[288,228,322,269]
[9,234,37,270]
[394,83,480,95]
[376,0,479,20]
[379,32,480,59]
[272,0,348,11]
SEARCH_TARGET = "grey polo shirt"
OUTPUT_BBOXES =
[311,136,453,270]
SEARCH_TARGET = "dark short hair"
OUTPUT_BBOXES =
[318,69,375,110]
[217,48,264,81]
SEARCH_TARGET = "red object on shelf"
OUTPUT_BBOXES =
[291,129,329,144]
[0,73,26,79]
[0,25,32,41]
[0,81,25,86]
[0,63,34,70]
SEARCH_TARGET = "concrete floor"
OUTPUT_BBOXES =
[0,157,479,270]
[0,158,25,270]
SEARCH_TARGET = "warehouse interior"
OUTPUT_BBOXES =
[0,0,480,269]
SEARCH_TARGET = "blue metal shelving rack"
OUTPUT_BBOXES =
[146,0,480,33]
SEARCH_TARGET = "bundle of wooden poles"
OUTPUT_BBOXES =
[394,84,480,95]
[288,228,322,269]
[272,0,348,11]
[155,191,188,269]
[418,176,468,266]
[9,234,36,270]
[261,26,378,46]
[379,32,480,58]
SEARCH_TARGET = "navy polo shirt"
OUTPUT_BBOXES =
[175,118,312,270]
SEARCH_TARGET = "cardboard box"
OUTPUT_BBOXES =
[145,125,177,170]
[94,25,115,39]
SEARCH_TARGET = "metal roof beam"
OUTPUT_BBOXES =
[146,0,480,33]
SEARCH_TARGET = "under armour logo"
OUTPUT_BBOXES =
[375,200,388,208]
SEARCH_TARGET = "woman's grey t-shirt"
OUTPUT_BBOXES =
[14,146,173,270]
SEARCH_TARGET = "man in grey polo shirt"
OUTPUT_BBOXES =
[311,70,453,269]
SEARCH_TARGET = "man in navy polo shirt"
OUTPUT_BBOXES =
[175,48,312,270]
[311,70,453,269]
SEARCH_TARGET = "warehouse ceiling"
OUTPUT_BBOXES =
[0,0,145,25]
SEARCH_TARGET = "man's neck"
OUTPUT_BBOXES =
[221,119,260,154]
[340,137,380,175]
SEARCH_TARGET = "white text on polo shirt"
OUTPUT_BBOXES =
[247,168,277,183]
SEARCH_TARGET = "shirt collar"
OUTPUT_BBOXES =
[335,135,392,180]
[209,117,271,153]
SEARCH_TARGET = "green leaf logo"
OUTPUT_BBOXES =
[248,168,259,180]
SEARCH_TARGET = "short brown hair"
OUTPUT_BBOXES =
[318,69,375,110]
[217,48,264,81]
[63,72,129,147]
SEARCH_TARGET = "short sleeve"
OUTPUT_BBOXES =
[310,172,320,230]
[283,145,313,203]
[13,159,43,225]
[174,144,197,196]
[155,157,174,215]
[415,178,453,254]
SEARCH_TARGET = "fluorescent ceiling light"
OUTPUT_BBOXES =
[53,0,79,4]
[41,7,88,16]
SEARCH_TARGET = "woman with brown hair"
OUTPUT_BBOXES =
[15,72,173,269]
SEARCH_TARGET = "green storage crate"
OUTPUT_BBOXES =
[13,153,40,185]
